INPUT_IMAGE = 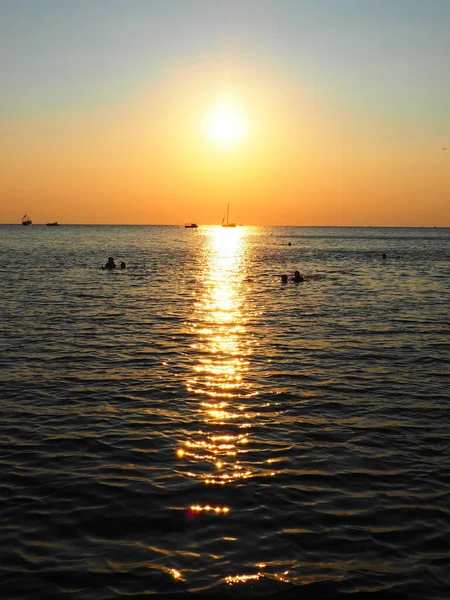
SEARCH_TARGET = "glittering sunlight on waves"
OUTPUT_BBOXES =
[177,227,257,490]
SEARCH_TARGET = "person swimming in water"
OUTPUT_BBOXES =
[102,257,116,270]
[120,261,126,269]
[292,270,304,282]
[281,274,288,283]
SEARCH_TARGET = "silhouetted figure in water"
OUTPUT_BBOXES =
[292,270,304,282]
[120,261,126,269]
[382,253,387,260]
[103,257,116,270]
[281,274,288,284]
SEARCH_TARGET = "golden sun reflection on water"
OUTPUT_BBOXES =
[224,569,292,586]
[177,226,257,491]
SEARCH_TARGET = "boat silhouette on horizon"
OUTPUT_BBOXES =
[221,203,236,227]
[21,214,32,226]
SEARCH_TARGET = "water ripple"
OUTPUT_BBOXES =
[1,225,449,599]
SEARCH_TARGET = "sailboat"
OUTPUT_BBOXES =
[21,214,32,226]
[221,203,236,228]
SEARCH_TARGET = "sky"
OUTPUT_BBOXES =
[1,0,449,226]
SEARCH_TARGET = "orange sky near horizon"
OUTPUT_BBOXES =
[3,66,448,227]
[1,3,449,227]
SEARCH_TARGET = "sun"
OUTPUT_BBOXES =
[202,95,247,148]
[210,111,244,146]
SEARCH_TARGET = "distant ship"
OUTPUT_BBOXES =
[184,222,198,228]
[46,222,59,226]
[21,214,32,226]
[221,203,236,228]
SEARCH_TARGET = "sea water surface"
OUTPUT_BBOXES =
[1,225,449,600]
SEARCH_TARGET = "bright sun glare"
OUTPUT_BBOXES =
[202,94,247,148]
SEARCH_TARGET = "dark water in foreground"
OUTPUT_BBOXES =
[1,225,449,600]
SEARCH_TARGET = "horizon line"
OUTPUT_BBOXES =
[1,223,448,229]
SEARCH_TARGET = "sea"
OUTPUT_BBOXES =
[1,225,449,600]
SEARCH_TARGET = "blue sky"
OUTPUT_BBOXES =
[2,0,449,120]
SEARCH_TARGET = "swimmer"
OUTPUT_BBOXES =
[281,274,288,284]
[102,257,116,270]
[382,253,387,260]
[292,270,304,282]
[120,261,126,269]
